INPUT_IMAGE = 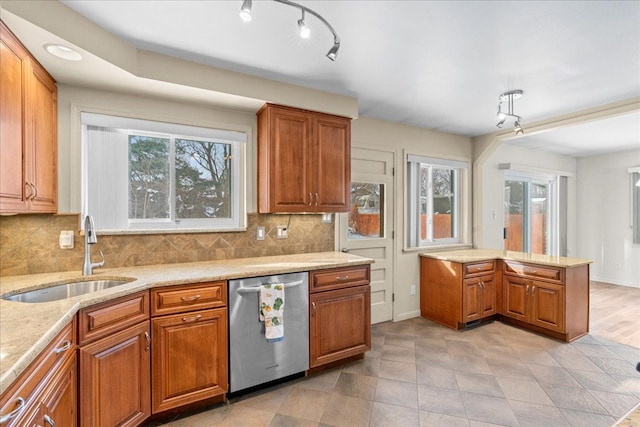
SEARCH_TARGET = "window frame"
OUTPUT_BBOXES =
[406,154,468,249]
[630,169,640,244]
[80,112,247,234]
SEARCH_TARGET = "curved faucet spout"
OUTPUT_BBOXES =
[83,215,103,275]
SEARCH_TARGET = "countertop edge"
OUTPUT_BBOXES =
[419,250,593,268]
[0,252,373,395]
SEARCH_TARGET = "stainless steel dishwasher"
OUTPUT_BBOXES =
[228,271,309,394]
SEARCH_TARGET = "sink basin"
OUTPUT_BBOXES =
[2,278,135,303]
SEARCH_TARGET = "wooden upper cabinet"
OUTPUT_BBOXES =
[0,21,57,214]
[257,104,351,213]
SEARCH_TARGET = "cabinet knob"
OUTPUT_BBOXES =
[312,302,316,316]
[0,397,25,423]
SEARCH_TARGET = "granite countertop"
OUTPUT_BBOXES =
[0,251,373,395]
[419,248,592,268]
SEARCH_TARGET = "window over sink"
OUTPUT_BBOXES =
[81,112,247,233]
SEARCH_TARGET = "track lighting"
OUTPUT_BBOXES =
[239,0,341,61]
[297,10,310,39]
[239,0,252,22]
[326,41,340,61]
[496,90,525,134]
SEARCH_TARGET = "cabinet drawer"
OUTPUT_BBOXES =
[464,261,495,277]
[503,262,563,283]
[310,265,370,293]
[78,290,149,345]
[151,281,227,316]
[0,319,75,426]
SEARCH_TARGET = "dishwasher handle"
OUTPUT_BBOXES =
[236,280,304,295]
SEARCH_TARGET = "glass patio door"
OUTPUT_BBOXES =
[504,177,552,255]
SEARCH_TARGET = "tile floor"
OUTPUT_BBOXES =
[148,317,640,427]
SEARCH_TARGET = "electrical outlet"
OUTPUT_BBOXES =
[276,226,288,239]
[256,226,265,240]
[410,284,416,295]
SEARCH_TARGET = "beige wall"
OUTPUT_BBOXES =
[351,116,472,321]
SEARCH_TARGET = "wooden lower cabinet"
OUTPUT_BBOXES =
[151,308,228,413]
[30,353,77,427]
[78,321,151,427]
[463,274,497,323]
[504,275,565,332]
[310,284,371,368]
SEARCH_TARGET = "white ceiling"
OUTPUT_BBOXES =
[9,1,640,155]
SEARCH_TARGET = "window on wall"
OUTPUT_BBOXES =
[406,155,468,248]
[81,112,247,232]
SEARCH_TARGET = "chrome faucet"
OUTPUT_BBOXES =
[83,215,104,275]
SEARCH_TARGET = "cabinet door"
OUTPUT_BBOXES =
[310,285,371,368]
[530,281,565,333]
[480,275,497,318]
[260,107,312,212]
[463,277,482,322]
[503,276,529,322]
[0,22,29,213]
[151,308,228,413]
[313,115,350,212]
[79,321,151,427]
[41,353,77,427]
[26,64,57,213]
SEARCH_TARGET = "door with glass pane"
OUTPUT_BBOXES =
[504,177,551,255]
[338,146,394,324]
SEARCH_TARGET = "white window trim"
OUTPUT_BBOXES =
[79,110,249,234]
[405,153,470,250]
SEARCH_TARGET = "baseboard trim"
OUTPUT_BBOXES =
[394,310,421,322]
[591,277,640,288]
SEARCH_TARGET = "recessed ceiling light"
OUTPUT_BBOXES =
[43,44,82,61]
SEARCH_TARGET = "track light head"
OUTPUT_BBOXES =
[297,10,310,38]
[496,118,506,128]
[514,120,524,135]
[239,0,252,22]
[326,42,340,61]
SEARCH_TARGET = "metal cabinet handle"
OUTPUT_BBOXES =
[309,193,313,206]
[144,332,151,352]
[336,275,350,281]
[54,340,71,354]
[44,414,56,427]
[0,397,26,423]
[182,314,202,322]
[31,184,38,200]
[312,302,316,317]
[315,193,319,206]
[180,294,201,302]
[25,183,33,200]
[525,284,529,296]
[479,281,485,290]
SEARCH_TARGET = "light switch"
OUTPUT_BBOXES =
[256,226,265,240]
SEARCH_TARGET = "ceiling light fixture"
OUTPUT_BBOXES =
[297,10,310,39]
[239,0,341,61]
[496,89,524,134]
[43,44,82,61]
[239,0,252,22]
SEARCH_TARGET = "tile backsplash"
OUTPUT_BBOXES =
[0,213,335,277]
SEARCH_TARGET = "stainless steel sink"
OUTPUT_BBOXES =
[2,278,135,303]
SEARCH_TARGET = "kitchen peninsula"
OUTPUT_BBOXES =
[420,249,592,342]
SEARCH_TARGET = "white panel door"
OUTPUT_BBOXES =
[338,146,394,324]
